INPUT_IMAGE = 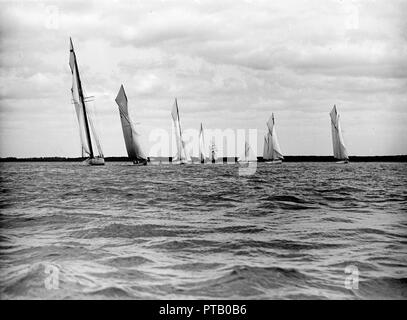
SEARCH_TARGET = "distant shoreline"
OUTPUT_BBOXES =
[0,155,406,162]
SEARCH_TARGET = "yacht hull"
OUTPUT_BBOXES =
[264,160,283,164]
[85,157,105,166]
[133,160,147,166]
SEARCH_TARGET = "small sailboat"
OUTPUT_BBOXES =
[238,141,257,163]
[330,105,349,163]
[115,85,148,165]
[263,113,284,164]
[69,38,104,166]
[171,98,191,164]
[209,137,217,163]
[199,123,207,163]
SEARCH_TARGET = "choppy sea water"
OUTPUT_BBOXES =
[0,162,406,300]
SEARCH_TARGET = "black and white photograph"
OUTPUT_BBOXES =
[0,0,406,304]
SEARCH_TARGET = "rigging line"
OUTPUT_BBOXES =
[331,119,339,131]
[175,99,183,140]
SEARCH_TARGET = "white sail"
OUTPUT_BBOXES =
[171,98,190,163]
[266,113,284,160]
[115,85,147,162]
[70,43,90,155]
[267,132,273,159]
[69,38,104,162]
[263,134,269,160]
[86,102,104,158]
[330,105,349,160]
[199,123,207,163]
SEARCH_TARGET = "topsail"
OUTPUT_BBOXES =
[69,38,104,165]
[115,85,147,163]
[171,98,190,163]
[330,105,349,161]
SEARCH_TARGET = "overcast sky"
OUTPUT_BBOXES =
[0,0,406,157]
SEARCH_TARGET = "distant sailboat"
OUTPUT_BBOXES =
[171,98,190,164]
[263,113,284,164]
[199,123,207,163]
[115,85,148,165]
[330,105,349,163]
[239,141,257,163]
[69,38,104,166]
[209,137,217,163]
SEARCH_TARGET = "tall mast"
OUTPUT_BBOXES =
[211,138,216,161]
[175,98,184,159]
[175,98,183,142]
[199,122,204,161]
[70,38,94,158]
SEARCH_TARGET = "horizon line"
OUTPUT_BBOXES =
[1,155,406,162]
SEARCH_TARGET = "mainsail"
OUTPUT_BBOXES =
[263,134,269,160]
[171,98,189,163]
[264,113,284,161]
[115,85,147,163]
[69,38,104,161]
[330,105,349,160]
[199,123,207,163]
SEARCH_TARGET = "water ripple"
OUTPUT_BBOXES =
[0,162,406,299]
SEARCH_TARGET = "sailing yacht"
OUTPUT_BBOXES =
[69,38,104,166]
[209,137,217,163]
[115,85,148,165]
[199,123,207,163]
[171,98,191,164]
[330,105,349,163]
[263,113,284,164]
